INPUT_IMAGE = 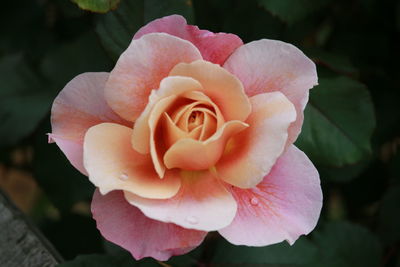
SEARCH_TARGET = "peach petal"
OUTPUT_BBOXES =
[148,95,177,178]
[199,111,217,141]
[132,76,203,154]
[163,121,248,171]
[218,145,322,246]
[105,33,202,122]
[216,92,296,188]
[50,73,128,174]
[163,113,203,147]
[124,170,237,231]
[91,190,207,261]
[133,15,243,65]
[170,60,251,122]
[83,123,180,199]
[223,39,318,144]
[177,90,225,129]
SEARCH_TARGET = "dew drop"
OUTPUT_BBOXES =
[250,197,259,206]
[186,216,198,225]
[119,172,129,181]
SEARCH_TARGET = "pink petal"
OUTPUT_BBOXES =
[48,135,86,174]
[91,190,207,261]
[50,72,128,174]
[223,39,318,144]
[124,170,237,231]
[218,145,322,246]
[84,123,181,199]
[134,15,243,65]
[105,33,202,122]
[216,92,296,188]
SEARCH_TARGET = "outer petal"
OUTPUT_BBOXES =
[84,123,181,199]
[105,33,202,122]
[133,15,243,65]
[50,72,128,175]
[170,60,251,122]
[218,145,322,246]
[124,170,237,231]
[223,39,318,144]
[48,135,85,174]
[216,92,296,188]
[91,190,207,261]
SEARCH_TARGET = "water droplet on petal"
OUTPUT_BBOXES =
[186,216,198,225]
[119,172,129,181]
[250,197,259,206]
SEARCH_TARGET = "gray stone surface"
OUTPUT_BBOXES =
[0,190,62,267]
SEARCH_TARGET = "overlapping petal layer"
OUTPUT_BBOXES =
[216,92,296,188]
[84,123,181,199]
[105,33,202,122]
[92,190,207,261]
[132,76,203,154]
[223,39,318,144]
[170,60,251,122]
[218,145,322,246]
[133,15,243,65]
[164,120,248,170]
[124,170,237,231]
[50,72,128,174]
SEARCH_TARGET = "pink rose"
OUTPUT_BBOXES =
[50,15,322,260]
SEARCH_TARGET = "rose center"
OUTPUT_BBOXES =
[188,111,204,131]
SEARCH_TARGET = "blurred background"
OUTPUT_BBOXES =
[0,0,399,266]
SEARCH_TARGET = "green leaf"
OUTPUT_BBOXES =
[318,160,370,183]
[96,0,144,61]
[307,49,359,76]
[378,185,400,245]
[296,76,375,167]
[71,0,121,13]
[41,31,112,89]
[257,0,331,24]
[310,222,382,267]
[144,0,194,23]
[96,0,194,61]
[212,237,317,265]
[0,54,53,146]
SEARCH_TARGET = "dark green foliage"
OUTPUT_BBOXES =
[296,76,375,167]
[71,0,121,13]
[1,0,399,266]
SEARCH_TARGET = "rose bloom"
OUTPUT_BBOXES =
[50,15,322,260]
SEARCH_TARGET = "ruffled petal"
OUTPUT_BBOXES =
[223,39,318,144]
[105,33,202,122]
[83,123,180,199]
[91,190,207,261]
[218,145,322,246]
[124,170,237,231]
[133,15,243,65]
[216,92,296,188]
[50,72,127,174]
[170,60,251,122]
